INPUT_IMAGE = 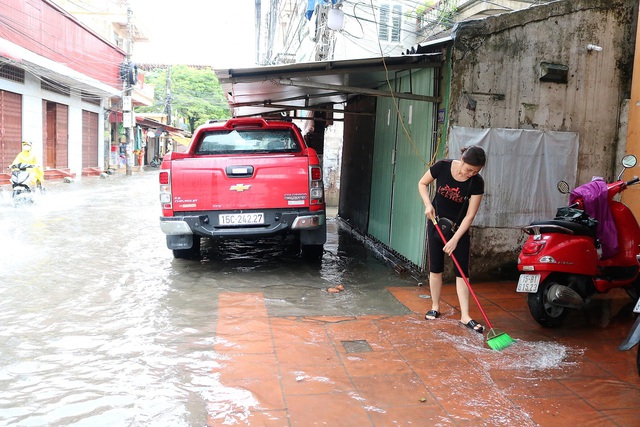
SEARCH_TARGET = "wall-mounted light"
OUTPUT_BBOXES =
[327,7,344,30]
[587,44,603,52]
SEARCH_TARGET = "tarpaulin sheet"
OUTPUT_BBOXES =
[305,0,339,20]
[449,126,579,228]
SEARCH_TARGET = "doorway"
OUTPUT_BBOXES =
[43,101,69,169]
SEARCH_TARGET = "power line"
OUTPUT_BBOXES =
[0,14,124,85]
[0,2,126,72]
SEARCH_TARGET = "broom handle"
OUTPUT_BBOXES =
[431,218,494,329]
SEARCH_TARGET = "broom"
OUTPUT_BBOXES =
[431,217,514,351]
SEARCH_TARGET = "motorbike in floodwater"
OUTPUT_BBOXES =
[517,154,640,327]
[9,162,39,203]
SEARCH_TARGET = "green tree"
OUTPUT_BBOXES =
[138,65,231,133]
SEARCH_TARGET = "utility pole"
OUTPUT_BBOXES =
[165,65,172,127]
[124,5,133,176]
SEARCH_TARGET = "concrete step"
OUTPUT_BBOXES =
[0,168,88,186]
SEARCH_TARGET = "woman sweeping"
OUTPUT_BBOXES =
[418,145,486,332]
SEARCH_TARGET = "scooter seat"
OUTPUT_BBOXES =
[525,219,596,238]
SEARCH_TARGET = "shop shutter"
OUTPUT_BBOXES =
[55,104,68,168]
[82,110,99,168]
[0,90,22,170]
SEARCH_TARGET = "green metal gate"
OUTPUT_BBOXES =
[368,68,437,268]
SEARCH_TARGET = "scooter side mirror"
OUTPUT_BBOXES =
[557,180,570,194]
[622,154,637,168]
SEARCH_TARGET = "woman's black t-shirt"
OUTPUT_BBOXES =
[430,159,484,221]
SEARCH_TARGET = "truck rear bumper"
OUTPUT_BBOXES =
[160,219,193,235]
[160,209,326,239]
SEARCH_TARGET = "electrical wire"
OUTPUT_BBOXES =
[269,1,442,167]
[0,18,124,89]
[366,0,438,168]
[274,0,307,65]
[346,0,456,31]
[0,2,126,82]
[0,56,115,102]
[336,0,455,57]
[0,7,124,71]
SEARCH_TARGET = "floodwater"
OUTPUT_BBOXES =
[0,170,414,426]
[1,170,633,426]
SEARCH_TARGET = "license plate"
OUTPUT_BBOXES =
[634,298,640,314]
[218,213,264,225]
[517,274,541,293]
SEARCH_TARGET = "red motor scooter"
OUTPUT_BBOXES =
[517,154,640,327]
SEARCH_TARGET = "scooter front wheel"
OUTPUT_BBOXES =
[527,277,570,328]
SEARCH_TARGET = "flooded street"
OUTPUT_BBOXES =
[1,170,639,426]
[0,170,415,426]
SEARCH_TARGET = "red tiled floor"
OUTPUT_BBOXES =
[207,283,640,426]
[559,378,640,411]
[279,362,354,395]
[349,372,432,407]
[366,405,456,427]
[340,349,415,377]
[510,395,619,426]
[242,410,289,427]
[599,408,640,427]
[285,393,372,426]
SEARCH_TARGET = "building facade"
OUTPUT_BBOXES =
[240,0,639,278]
[0,0,126,180]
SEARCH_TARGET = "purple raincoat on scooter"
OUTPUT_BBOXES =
[569,177,618,259]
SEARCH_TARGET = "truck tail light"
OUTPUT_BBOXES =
[309,165,324,207]
[311,166,322,181]
[159,170,172,209]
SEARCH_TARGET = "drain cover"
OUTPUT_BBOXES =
[341,340,373,353]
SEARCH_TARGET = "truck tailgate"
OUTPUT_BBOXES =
[170,155,310,211]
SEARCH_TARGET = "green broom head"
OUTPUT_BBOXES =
[486,328,515,351]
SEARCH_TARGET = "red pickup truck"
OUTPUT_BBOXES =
[159,117,326,259]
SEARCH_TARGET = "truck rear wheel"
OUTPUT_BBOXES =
[172,237,201,259]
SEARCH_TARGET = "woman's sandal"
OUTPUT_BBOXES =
[461,319,484,333]
[425,310,440,320]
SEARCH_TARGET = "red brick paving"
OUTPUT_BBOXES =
[208,282,640,426]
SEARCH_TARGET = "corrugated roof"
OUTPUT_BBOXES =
[214,53,444,117]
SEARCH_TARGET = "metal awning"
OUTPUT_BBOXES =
[214,53,444,118]
[135,116,184,133]
[169,133,191,147]
[109,112,185,133]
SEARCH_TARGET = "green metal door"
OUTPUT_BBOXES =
[368,68,437,267]
[368,95,398,245]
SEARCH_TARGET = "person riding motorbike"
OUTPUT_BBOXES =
[11,141,44,190]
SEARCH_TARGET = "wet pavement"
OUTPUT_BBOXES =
[0,170,639,426]
[208,284,640,426]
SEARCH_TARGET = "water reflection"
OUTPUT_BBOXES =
[0,171,414,425]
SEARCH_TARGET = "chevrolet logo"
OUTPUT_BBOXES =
[229,184,251,192]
